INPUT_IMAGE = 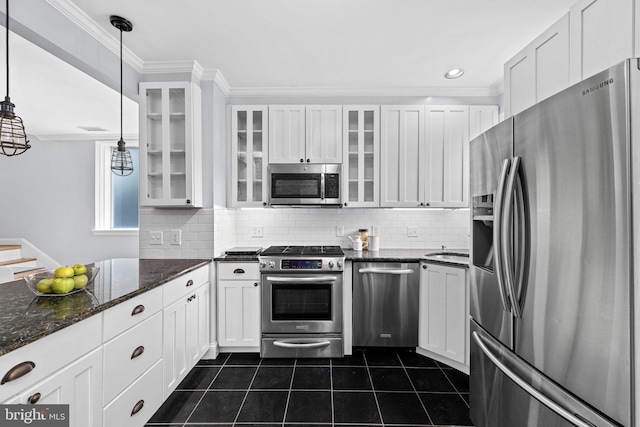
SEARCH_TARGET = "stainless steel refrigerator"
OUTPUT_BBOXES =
[469,59,639,427]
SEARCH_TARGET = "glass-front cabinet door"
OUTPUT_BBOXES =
[139,82,202,207]
[343,106,380,207]
[232,106,268,206]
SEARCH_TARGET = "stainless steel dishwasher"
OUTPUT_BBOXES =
[353,262,419,347]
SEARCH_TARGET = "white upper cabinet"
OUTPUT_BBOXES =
[380,105,426,207]
[306,106,343,163]
[504,14,570,117]
[231,106,269,207]
[269,105,343,164]
[343,106,380,207]
[139,82,202,207]
[425,106,470,208]
[569,0,634,84]
[268,105,305,163]
[469,105,500,141]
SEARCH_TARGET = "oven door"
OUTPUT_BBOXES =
[261,274,343,334]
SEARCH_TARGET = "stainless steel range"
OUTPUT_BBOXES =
[259,245,345,358]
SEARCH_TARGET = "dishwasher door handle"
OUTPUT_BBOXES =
[358,268,414,275]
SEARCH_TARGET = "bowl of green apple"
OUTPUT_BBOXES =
[24,264,99,296]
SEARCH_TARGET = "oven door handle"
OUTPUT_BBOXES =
[358,268,414,275]
[273,340,331,349]
[266,276,338,283]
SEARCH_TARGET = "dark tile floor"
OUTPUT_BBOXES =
[145,348,473,427]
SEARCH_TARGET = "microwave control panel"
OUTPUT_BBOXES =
[325,174,340,198]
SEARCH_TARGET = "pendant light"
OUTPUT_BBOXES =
[0,0,29,156]
[110,15,133,176]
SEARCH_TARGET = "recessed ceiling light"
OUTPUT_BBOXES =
[444,68,464,79]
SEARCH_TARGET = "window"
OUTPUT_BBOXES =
[94,141,139,234]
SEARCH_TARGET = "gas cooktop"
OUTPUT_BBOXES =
[259,245,345,257]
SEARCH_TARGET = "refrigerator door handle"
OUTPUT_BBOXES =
[493,158,512,312]
[502,156,523,318]
[472,330,607,427]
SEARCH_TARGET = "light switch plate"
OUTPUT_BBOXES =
[252,226,263,238]
[150,231,163,245]
[407,227,418,237]
[170,229,182,245]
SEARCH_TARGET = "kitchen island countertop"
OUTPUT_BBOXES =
[0,258,211,357]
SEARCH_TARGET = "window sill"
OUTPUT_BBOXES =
[92,229,139,236]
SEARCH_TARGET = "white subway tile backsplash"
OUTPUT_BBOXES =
[139,206,470,259]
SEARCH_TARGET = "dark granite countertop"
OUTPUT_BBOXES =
[345,248,469,267]
[0,258,211,357]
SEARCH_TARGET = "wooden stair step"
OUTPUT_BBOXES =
[14,268,47,280]
[0,257,37,267]
[0,245,21,251]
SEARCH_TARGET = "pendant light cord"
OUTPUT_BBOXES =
[5,0,9,99]
[119,26,123,143]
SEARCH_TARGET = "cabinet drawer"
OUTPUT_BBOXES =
[218,262,259,280]
[103,312,163,404]
[0,314,102,402]
[103,287,162,342]
[163,266,209,306]
[103,359,163,427]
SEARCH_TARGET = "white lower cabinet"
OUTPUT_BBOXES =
[217,262,261,350]
[418,262,468,373]
[18,348,103,427]
[102,360,163,427]
[162,267,211,398]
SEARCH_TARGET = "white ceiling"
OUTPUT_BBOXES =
[13,0,577,138]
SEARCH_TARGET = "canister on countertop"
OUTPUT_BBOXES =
[359,228,368,250]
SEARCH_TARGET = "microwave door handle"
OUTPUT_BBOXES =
[266,276,339,283]
[320,172,325,200]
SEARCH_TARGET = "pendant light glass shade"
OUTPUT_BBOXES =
[110,15,133,176]
[111,138,134,176]
[0,0,29,156]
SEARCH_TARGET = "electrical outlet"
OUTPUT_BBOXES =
[407,227,419,237]
[336,225,344,237]
[150,231,163,245]
[170,229,182,245]
[252,226,264,238]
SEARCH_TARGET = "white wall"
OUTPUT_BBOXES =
[0,136,138,264]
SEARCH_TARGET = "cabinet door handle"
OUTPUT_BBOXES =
[254,282,258,287]
[186,279,194,287]
[27,393,41,404]
[233,269,245,274]
[299,158,304,163]
[131,346,145,359]
[131,400,145,416]
[131,304,145,316]
[1,361,35,385]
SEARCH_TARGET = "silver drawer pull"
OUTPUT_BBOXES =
[186,279,194,287]
[131,399,144,416]
[1,361,35,385]
[131,304,145,316]
[274,341,331,349]
[131,346,145,359]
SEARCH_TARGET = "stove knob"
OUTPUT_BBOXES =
[337,260,343,269]
[269,261,276,269]
[259,261,267,269]
[328,260,335,269]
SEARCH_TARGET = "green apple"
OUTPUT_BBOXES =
[51,277,74,294]
[73,264,87,275]
[35,278,54,294]
[54,266,74,278]
[72,274,88,289]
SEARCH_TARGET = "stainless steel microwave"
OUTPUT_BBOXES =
[268,164,341,206]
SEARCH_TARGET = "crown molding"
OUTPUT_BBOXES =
[202,68,231,96]
[227,85,501,98]
[142,60,204,81]
[44,0,144,73]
